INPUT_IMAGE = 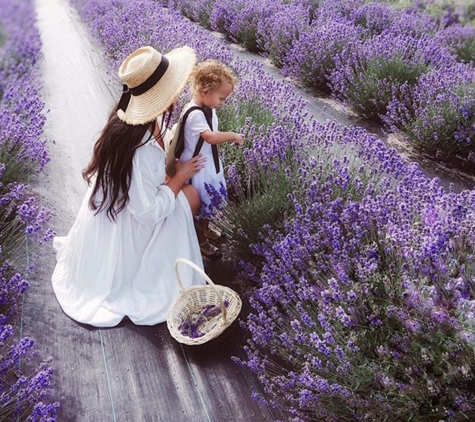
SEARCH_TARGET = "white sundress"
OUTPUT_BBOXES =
[51,129,205,327]
[180,102,226,218]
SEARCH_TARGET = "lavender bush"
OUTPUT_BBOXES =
[218,57,308,202]
[256,3,310,68]
[386,63,475,160]
[0,1,58,419]
[283,19,363,94]
[0,180,55,270]
[294,0,322,23]
[330,31,454,123]
[0,266,58,421]
[385,7,440,38]
[71,1,475,420]
[351,2,398,37]
[210,0,281,52]
[159,0,215,28]
[436,24,475,64]
[313,0,364,24]
[235,122,475,421]
[214,125,300,268]
[0,338,59,421]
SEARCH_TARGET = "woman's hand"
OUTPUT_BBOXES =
[166,155,206,197]
[176,154,206,180]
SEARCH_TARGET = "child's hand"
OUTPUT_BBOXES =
[177,155,206,180]
[233,133,245,146]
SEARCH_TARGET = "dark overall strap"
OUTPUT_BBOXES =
[190,106,220,174]
[174,106,203,159]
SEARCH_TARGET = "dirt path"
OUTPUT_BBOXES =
[29,0,279,421]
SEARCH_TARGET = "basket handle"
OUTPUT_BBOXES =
[175,258,227,323]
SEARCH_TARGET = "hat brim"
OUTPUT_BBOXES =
[117,46,196,125]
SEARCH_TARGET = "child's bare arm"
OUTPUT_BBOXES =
[201,130,244,146]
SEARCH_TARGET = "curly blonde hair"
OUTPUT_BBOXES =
[190,60,237,95]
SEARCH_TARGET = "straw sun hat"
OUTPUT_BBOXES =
[117,46,196,125]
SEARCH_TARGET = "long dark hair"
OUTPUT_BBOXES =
[82,105,172,221]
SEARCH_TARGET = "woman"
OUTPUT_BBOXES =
[52,45,206,327]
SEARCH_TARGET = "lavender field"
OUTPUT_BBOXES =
[2,0,475,420]
[65,0,475,420]
[0,0,58,420]
[160,0,475,171]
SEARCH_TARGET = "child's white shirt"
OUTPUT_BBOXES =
[180,102,226,217]
[180,102,219,161]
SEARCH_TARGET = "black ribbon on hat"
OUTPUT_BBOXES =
[117,56,170,114]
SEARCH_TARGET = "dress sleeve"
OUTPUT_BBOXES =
[186,109,211,141]
[127,146,176,226]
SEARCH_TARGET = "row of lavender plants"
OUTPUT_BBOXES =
[157,0,475,169]
[71,0,475,420]
[384,0,475,25]
[0,1,58,420]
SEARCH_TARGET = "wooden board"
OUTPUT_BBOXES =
[21,252,280,421]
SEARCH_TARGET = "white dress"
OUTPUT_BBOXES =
[52,129,204,327]
[180,102,226,218]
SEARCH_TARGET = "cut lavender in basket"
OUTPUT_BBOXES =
[178,315,206,339]
[178,301,230,338]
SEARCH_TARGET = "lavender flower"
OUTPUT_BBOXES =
[178,301,229,338]
[70,1,475,420]
[0,1,58,419]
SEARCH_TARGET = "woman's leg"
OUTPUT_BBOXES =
[181,184,200,216]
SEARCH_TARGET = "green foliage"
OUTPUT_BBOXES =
[237,22,260,53]
[453,35,475,63]
[217,99,276,181]
[468,2,475,24]
[0,149,28,270]
[406,83,475,158]
[305,0,323,22]
[0,206,27,270]
[196,0,214,28]
[0,143,40,270]
[348,55,429,122]
[214,100,295,270]
[215,163,295,269]
[218,98,276,133]
[0,142,33,188]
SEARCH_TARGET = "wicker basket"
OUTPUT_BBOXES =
[166,258,242,345]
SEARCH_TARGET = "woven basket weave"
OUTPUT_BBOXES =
[167,258,242,345]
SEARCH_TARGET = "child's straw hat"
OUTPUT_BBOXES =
[117,46,196,125]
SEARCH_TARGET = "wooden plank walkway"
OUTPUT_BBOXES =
[26,0,283,420]
[25,253,278,421]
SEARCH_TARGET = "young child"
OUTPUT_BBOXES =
[180,59,244,259]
